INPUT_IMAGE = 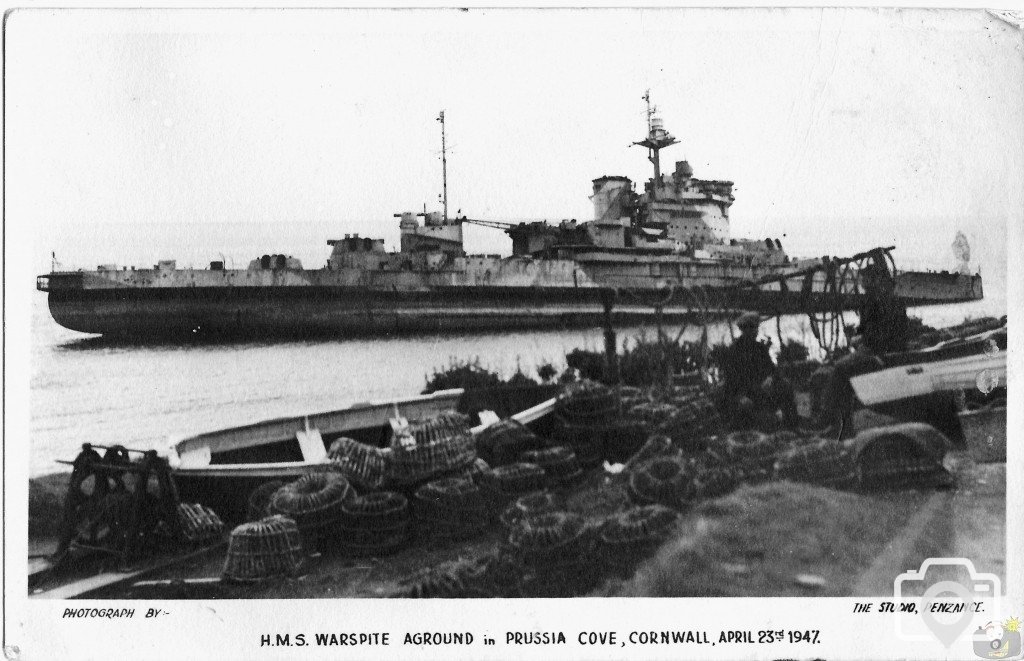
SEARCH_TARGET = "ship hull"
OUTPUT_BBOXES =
[45,274,983,339]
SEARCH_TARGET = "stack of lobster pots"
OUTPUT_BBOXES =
[596,504,680,579]
[412,476,489,542]
[551,380,621,468]
[388,412,478,489]
[336,491,412,556]
[476,463,548,518]
[265,471,356,550]
[503,510,597,597]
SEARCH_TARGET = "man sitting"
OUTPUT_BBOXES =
[818,262,910,431]
[721,312,799,430]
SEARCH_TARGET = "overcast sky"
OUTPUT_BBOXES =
[6,8,1019,305]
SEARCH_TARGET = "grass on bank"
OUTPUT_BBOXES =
[608,480,931,597]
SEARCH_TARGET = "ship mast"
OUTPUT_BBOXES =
[437,110,448,222]
[633,90,678,199]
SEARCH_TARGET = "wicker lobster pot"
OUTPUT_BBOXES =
[766,430,801,450]
[222,515,304,583]
[505,511,595,597]
[327,437,390,491]
[551,418,604,469]
[598,505,680,578]
[725,430,783,483]
[555,380,619,424]
[412,477,489,541]
[519,446,583,486]
[336,491,411,556]
[176,503,225,544]
[626,401,679,429]
[627,455,696,510]
[655,398,723,452]
[498,491,562,531]
[774,438,856,489]
[457,457,491,484]
[600,420,650,464]
[617,385,647,412]
[623,435,680,472]
[690,454,741,501]
[477,463,548,516]
[388,413,476,487]
[475,419,546,467]
[665,385,707,406]
[246,480,285,522]
[267,472,355,547]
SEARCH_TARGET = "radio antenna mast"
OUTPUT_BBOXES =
[437,110,448,222]
[632,90,678,194]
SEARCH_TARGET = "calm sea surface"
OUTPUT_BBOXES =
[28,293,1004,477]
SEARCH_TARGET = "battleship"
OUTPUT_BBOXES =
[37,96,982,339]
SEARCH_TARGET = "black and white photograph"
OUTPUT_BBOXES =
[4,6,1020,659]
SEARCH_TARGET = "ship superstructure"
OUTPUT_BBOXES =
[37,97,982,338]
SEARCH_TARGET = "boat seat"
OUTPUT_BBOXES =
[178,444,212,469]
[477,410,501,429]
[296,428,328,463]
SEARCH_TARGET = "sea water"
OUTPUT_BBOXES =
[27,293,1004,477]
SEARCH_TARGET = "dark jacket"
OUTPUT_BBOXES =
[722,335,776,402]
[858,295,909,355]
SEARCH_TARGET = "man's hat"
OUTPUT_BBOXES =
[736,311,761,329]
